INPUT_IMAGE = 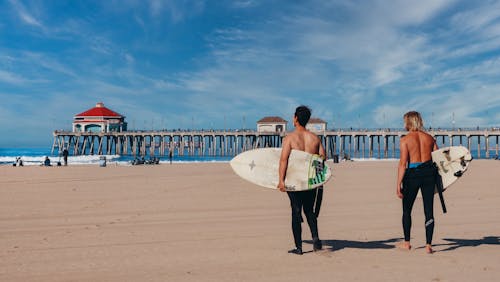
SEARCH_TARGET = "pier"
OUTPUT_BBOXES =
[52,129,500,159]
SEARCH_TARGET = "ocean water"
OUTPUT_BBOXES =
[0,146,496,166]
[0,148,232,166]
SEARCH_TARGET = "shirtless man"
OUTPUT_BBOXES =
[278,106,325,255]
[396,111,439,254]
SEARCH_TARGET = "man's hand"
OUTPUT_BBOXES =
[277,181,286,192]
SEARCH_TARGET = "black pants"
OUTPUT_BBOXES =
[402,162,437,245]
[287,189,319,249]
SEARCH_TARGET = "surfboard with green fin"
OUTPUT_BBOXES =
[230,148,332,191]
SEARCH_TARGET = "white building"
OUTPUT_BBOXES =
[257,117,288,133]
[306,118,328,133]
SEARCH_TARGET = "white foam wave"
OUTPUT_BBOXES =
[0,155,121,166]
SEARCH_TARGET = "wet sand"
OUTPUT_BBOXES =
[1,160,499,281]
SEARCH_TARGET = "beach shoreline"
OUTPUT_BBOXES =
[1,160,499,281]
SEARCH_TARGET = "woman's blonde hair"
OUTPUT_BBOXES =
[404,111,424,131]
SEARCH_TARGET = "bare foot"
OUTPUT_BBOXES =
[425,245,434,254]
[396,241,411,251]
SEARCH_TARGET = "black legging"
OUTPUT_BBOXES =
[402,162,437,245]
[287,189,319,249]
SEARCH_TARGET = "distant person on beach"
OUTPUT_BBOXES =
[396,111,439,254]
[63,148,69,166]
[14,157,23,167]
[278,105,324,255]
[169,150,173,164]
[43,156,52,166]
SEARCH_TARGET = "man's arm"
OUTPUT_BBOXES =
[278,137,292,192]
[396,138,408,199]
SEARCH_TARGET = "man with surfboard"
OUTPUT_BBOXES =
[397,111,439,254]
[278,106,325,255]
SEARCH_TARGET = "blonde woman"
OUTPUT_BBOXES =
[396,111,438,254]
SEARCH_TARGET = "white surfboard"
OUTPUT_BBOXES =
[432,146,472,190]
[230,148,332,191]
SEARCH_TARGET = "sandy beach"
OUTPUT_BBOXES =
[1,160,499,281]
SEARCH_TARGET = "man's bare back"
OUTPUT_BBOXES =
[285,128,325,155]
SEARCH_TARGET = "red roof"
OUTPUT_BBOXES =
[257,116,287,123]
[74,120,107,123]
[75,102,123,118]
[309,118,327,124]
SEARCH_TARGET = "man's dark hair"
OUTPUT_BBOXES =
[295,105,311,127]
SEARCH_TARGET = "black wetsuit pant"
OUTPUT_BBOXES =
[402,161,437,245]
[287,189,319,249]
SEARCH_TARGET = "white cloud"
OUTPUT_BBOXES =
[23,52,77,77]
[449,1,500,34]
[429,57,500,89]
[0,70,26,84]
[231,0,258,9]
[372,81,500,128]
[8,0,43,28]
[148,0,205,22]
[124,53,135,65]
[149,0,163,16]
[183,0,459,120]
[376,0,456,26]
[171,0,457,122]
[373,104,406,127]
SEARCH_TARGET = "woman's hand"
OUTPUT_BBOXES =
[397,186,403,199]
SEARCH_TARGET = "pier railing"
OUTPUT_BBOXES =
[52,129,500,159]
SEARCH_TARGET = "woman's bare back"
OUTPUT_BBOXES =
[402,131,437,163]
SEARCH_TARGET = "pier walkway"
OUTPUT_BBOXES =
[52,129,500,159]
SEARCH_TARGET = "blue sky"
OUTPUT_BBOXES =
[1,0,500,147]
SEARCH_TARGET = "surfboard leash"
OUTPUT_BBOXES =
[435,172,447,214]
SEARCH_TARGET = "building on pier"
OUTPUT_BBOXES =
[257,116,287,133]
[72,102,127,133]
[306,118,327,133]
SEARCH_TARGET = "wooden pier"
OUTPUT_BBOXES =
[52,129,500,159]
